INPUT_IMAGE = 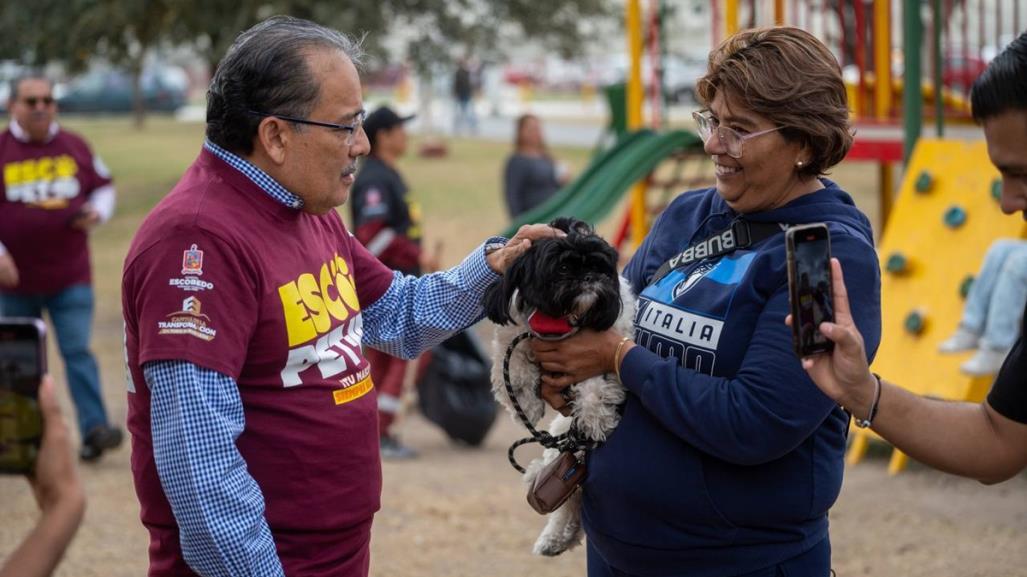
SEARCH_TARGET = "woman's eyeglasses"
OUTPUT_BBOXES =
[692,111,783,159]
[248,110,366,146]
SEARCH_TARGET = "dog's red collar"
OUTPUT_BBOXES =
[527,310,579,341]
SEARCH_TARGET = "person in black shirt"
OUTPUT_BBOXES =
[792,33,1027,483]
[350,106,436,459]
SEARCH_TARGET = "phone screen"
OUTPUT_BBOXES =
[0,320,45,474]
[788,225,834,357]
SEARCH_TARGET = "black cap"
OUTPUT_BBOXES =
[363,106,415,141]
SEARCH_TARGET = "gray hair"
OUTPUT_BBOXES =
[8,71,52,103]
[205,15,365,154]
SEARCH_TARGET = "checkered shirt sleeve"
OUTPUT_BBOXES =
[362,237,505,358]
[144,361,285,577]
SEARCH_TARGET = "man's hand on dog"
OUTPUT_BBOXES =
[531,329,633,411]
[486,224,566,274]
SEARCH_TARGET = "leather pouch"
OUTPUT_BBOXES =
[526,450,587,514]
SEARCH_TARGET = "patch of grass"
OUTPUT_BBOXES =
[59,117,882,340]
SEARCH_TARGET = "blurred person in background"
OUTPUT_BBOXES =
[1,376,87,577]
[0,74,122,462]
[937,238,1027,375]
[350,105,438,460]
[503,114,569,219]
[452,58,478,135]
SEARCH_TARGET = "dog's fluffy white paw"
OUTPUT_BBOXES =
[532,528,583,556]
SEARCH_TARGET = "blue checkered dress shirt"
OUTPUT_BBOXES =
[146,141,503,576]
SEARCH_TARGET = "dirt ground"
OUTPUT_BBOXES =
[1,348,1025,577]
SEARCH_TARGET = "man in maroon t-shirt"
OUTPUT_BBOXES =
[122,16,557,577]
[0,74,123,462]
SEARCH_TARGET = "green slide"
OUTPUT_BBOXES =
[501,129,703,238]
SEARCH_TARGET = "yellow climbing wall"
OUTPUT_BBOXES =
[848,138,1027,473]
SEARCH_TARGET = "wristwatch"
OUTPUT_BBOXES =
[484,241,506,256]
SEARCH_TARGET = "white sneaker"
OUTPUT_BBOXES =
[960,347,1009,376]
[938,327,980,353]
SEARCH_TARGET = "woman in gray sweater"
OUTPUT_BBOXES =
[503,114,568,218]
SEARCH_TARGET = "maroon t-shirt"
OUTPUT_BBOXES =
[0,127,113,294]
[122,149,395,575]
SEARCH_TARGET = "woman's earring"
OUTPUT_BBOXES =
[796,160,805,168]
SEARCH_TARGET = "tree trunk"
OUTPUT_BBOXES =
[131,56,146,129]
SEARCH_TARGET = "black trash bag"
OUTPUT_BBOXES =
[417,330,497,446]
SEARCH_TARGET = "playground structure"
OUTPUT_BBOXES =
[514,0,1024,473]
[847,139,1027,473]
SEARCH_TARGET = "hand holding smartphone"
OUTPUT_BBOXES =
[0,318,47,475]
[786,224,835,357]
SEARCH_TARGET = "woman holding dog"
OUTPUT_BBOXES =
[531,27,881,577]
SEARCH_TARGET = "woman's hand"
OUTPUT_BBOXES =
[786,258,877,415]
[529,329,631,411]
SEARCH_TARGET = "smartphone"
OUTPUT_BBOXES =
[0,318,47,475]
[786,224,835,357]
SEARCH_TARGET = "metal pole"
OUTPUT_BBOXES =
[626,0,648,248]
[873,0,891,120]
[837,0,848,67]
[711,0,721,46]
[726,0,740,35]
[855,0,867,117]
[903,0,922,162]
[875,0,894,224]
[933,0,944,137]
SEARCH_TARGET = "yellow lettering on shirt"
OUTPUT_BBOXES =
[54,156,77,179]
[36,157,53,181]
[278,254,362,347]
[279,281,317,347]
[319,262,348,322]
[332,375,374,405]
[297,273,330,334]
[4,162,19,187]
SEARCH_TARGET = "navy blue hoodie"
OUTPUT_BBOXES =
[584,180,881,576]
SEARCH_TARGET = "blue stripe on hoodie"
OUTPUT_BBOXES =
[583,179,881,577]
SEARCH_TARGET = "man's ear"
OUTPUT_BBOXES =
[256,117,290,165]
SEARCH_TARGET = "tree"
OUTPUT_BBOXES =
[1,0,615,127]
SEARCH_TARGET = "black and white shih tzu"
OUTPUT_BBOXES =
[483,217,636,556]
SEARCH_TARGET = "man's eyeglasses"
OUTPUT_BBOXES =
[22,96,55,108]
[248,110,366,145]
[692,111,783,159]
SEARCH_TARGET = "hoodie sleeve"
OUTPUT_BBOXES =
[618,235,881,466]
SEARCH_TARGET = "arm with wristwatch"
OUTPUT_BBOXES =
[789,258,1027,485]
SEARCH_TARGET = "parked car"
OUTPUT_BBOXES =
[663,55,707,104]
[58,66,187,113]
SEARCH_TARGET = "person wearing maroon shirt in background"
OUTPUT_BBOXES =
[350,105,440,459]
[0,74,123,462]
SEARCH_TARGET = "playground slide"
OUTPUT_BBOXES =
[848,138,1027,474]
[500,129,703,238]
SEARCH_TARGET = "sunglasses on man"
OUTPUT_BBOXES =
[22,96,55,108]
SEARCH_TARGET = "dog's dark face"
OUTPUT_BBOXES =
[484,217,622,331]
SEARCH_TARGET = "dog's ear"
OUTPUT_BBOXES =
[482,252,524,324]
[482,279,511,325]
[549,217,593,237]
